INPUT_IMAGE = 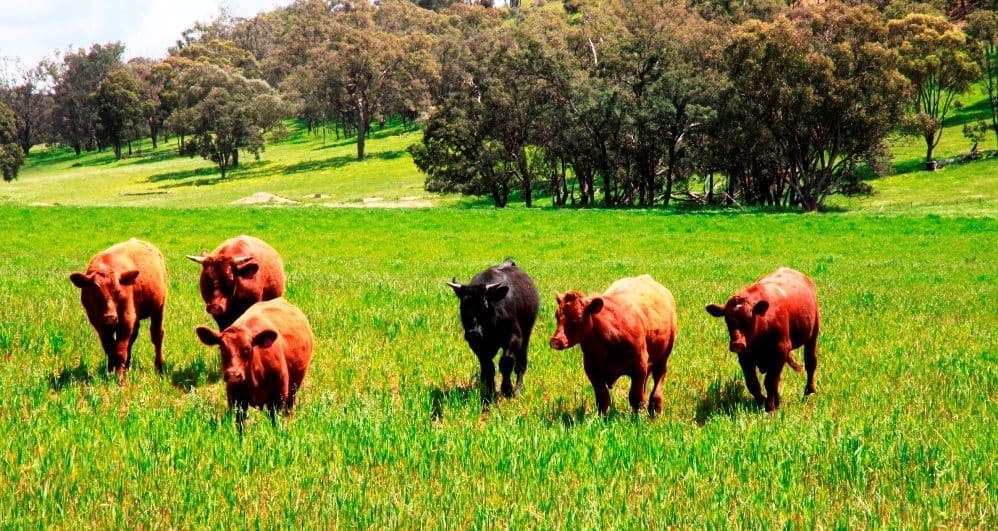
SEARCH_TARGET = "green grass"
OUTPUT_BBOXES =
[0,206,994,527]
[3,122,436,207]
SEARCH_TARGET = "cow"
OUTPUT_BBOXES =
[550,275,677,417]
[705,267,820,412]
[70,238,167,383]
[447,259,539,405]
[195,297,314,433]
[186,235,285,330]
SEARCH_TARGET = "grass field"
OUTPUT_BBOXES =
[0,207,994,527]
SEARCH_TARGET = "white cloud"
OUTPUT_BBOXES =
[0,0,290,67]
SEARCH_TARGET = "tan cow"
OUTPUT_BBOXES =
[70,238,166,383]
[551,275,677,416]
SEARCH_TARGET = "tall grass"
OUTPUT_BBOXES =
[0,207,993,527]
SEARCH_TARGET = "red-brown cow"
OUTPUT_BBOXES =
[706,267,820,412]
[187,235,285,330]
[70,238,166,382]
[195,297,314,433]
[550,275,677,417]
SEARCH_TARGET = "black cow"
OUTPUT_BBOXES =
[447,259,539,404]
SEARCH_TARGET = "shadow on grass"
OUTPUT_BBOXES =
[48,360,95,391]
[429,382,478,420]
[943,97,994,128]
[310,125,417,151]
[284,150,408,175]
[694,377,759,425]
[151,161,272,189]
[170,356,221,392]
[147,165,218,183]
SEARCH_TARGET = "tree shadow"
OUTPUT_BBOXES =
[48,360,95,391]
[153,161,271,189]
[128,150,183,165]
[170,356,221,392]
[943,97,994,128]
[146,165,218,183]
[694,376,759,425]
[429,382,478,421]
[281,156,354,175]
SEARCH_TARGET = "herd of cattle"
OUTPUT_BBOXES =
[69,235,821,430]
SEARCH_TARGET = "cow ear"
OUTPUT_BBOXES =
[446,279,464,297]
[235,262,259,280]
[752,300,769,316]
[585,297,604,315]
[486,283,509,302]
[554,292,563,305]
[70,272,91,288]
[706,304,725,317]
[195,326,220,346]
[119,270,140,285]
[252,330,278,349]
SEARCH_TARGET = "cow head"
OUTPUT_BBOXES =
[447,279,509,347]
[196,325,277,385]
[550,291,604,350]
[187,252,259,318]
[70,269,140,326]
[705,295,770,354]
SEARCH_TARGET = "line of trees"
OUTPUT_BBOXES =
[0,0,995,210]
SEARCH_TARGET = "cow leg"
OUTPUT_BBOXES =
[150,310,165,374]
[628,370,649,414]
[476,351,498,405]
[804,334,818,397]
[98,328,117,371]
[498,353,515,398]
[738,354,765,406]
[584,366,612,416]
[647,358,668,417]
[233,403,248,436]
[763,361,785,412]
[125,325,139,369]
[514,330,530,397]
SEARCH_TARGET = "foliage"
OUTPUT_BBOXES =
[91,70,145,159]
[888,13,980,164]
[720,4,908,211]
[164,63,286,179]
[966,9,998,149]
[0,102,25,181]
[51,43,126,155]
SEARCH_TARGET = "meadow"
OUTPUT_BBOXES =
[0,206,994,527]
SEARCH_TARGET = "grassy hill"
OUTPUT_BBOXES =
[2,89,996,214]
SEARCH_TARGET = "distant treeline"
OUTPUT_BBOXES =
[1,0,996,210]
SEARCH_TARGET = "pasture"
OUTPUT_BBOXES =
[0,206,994,527]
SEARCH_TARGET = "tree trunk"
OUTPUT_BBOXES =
[356,98,368,161]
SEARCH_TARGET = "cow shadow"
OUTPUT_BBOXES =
[170,357,221,392]
[429,382,479,420]
[694,377,759,425]
[48,360,95,391]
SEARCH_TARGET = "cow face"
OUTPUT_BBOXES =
[550,291,604,350]
[70,269,140,326]
[447,280,509,347]
[706,296,770,353]
[196,325,277,385]
[188,253,259,318]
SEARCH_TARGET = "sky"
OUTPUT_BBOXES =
[0,0,292,69]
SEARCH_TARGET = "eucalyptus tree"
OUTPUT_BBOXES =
[52,42,126,154]
[888,13,980,166]
[725,3,908,211]
[966,10,998,149]
[0,102,25,181]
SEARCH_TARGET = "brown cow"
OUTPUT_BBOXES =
[70,238,166,382]
[195,297,313,433]
[706,267,820,412]
[186,235,285,330]
[550,275,677,417]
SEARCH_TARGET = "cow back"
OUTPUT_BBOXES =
[236,298,314,389]
[89,239,167,318]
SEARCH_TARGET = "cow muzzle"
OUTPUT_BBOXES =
[102,313,118,326]
[550,336,568,350]
[729,341,746,354]
[223,369,245,384]
[207,303,226,317]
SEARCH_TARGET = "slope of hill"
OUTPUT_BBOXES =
[2,93,996,215]
[2,122,436,208]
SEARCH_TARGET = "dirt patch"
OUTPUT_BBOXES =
[323,196,434,208]
[231,192,298,205]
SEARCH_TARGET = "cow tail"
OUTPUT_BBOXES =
[786,353,803,373]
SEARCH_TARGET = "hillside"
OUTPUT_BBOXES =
[2,92,997,215]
